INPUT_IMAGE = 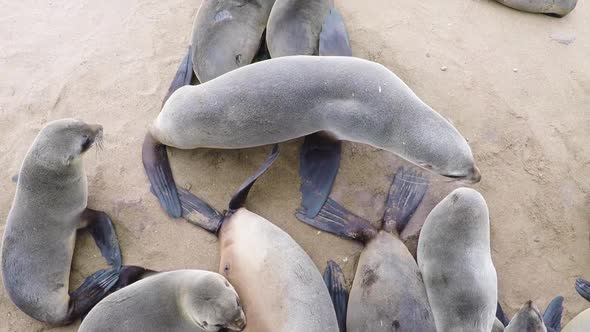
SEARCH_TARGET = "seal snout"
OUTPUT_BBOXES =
[81,124,104,153]
[227,311,247,331]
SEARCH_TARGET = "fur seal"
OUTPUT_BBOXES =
[493,0,577,17]
[417,188,497,331]
[1,119,142,325]
[144,55,480,220]
[169,146,339,331]
[78,270,246,332]
[297,167,437,331]
[497,296,563,332]
[563,308,590,332]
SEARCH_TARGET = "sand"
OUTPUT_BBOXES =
[0,0,588,330]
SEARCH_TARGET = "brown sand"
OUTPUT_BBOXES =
[0,0,588,330]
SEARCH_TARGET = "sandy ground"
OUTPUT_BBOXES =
[0,0,589,330]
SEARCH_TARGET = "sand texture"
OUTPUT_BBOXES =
[0,0,589,330]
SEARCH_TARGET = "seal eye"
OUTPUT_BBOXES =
[81,135,93,152]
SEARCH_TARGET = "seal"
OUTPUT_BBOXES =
[497,296,563,332]
[1,119,142,325]
[563,308,590,332]
[78,270,246,332]
[493,0,577,17]
[297,166,437,331]
[417,188,497,331]
[143,55,480,220]
[171,146,340,331]
[493,318,506,332]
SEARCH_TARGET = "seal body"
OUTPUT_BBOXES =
[418,188,497,332]
[191,0,275,83]
[266,0,331,57]
[563,308,590,332]
[493,0,577,17]
[347,231,436,331]
[79,270,245,332]
[153,56,479,182]
[1,119,102,324]
[218,208,339,332]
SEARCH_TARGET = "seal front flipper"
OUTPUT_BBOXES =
[496,301,510,327]
[323,260,348,332]
[177,187,224,233]
[162,45,197,107]
[319,7,352,57]
[543,296,564,332]
[142,132,182,218]
[82,209,122,268]
[575,278,590,302]
[68,268,120,320]
[382,167,429,234]
[299,133,341,218]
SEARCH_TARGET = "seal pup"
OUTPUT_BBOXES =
[297,167,437,331]
[575,278,590,302]
[563,308,590,332]
[1,119,143,325]
[144,55,480,219]
[497,296,564,332]
[170,145,339,331]
[493,0,577,17]
[417,188,497,332]
[78,270,246,332]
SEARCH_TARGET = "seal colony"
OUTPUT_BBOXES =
[144,55,480,221]
[1,119,143,325]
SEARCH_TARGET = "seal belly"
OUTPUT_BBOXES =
[347,231,436,332]
[218,208,339,332]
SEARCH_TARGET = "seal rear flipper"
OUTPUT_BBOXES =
[82,209,122,268]
[323,260,348,332]
[299,133,342,218]
[228,145,280,211]
[296,197,378,243]
[177,187,224,233]
[162,45,196,107]
[382,167,429,234]
[496,301,510,327]
[575,278,590,302]
[142,132,182,218]
[543,296,564,332]
[68,268,120,320]
[319,7,352,57]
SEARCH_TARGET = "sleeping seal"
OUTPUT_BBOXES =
[78,270,246,332]
[563,308,590,332]
[493,0,577,17]
[170,146,339,332]
[1,119,142,325]
[297,167,437,331]
[417,188,497,332]
[144,55,480,220]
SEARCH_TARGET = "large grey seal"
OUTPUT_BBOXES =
[1,119,143,325]
[493,0,577,17]
[78,270,246,332]
[417,188,497,331]
[297,166,437,331]
[563,308,590,332]
[169,146,339,331]
[143,55,480,220]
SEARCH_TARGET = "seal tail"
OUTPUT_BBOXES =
[575,278,590,302]
[319,6,352,57]
[543,296,564,332]
[323,260,348,332]
[299,133,341,218]
[382,167,429,234]
[162,45,196,108]
[143,132,182,218]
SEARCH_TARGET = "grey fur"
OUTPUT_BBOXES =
[493,317,506,332]
[493,0,577,17]
[266,0,331,57]
[191,0,276,83]
[505,301,547,332]
[1,119,103,324]
[417,188,497,332]
[563,308,590,332]
[152,56,480,182]
[79,270,246,332]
